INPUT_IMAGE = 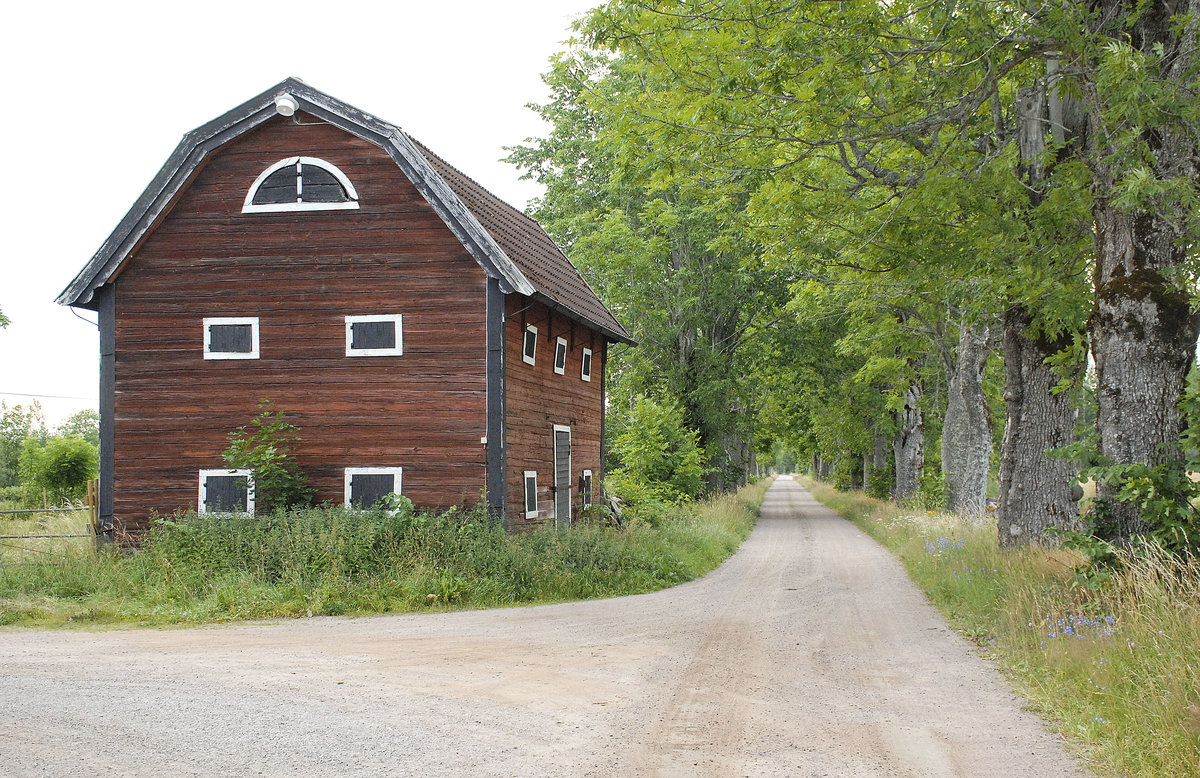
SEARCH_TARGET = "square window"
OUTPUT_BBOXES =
[581,348,593,382]
[522,325,537,365]
[554,337,568,375]
[581,469,593,506]
[524,470,538,518]
[204,318,259,360]
[344,467,403,508]
[199,469,254,514]
[346,315,403,357]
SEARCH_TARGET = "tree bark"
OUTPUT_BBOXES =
[1084,2,1200,544]
[1090,207,1200,541]
[941,325,994,515]
[893,382,924,501]
[997,306,1081,546]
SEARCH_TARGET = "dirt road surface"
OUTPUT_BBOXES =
[0,477,1085,776]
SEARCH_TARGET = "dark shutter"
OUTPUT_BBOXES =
[209,324,253,353]
[301,164,350,203]
[350,320,396,350]
[523,329,537,362]
[581,473,592,505]
[581,350,592,379]
[350,473,395,508]
[205,475,248,512]
[555,340,567,370]
[253,166,297,204]
[524,474,537,514]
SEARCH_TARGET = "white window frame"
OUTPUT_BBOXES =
[345,314,404,357]
[523,470,539,518]
[522,325,538,365]
[198,469,254,514]
[582,469,593,506]
[242,156,360,213]
[203,317,260,360]
[581,347,593,382]
[344,467,404,508]
[553,337,568,375]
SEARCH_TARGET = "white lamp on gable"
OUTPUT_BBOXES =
[275,94,298,117]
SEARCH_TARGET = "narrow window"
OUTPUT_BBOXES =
[344,467,403,509]
[524,471,538,518]
[581,348,593,382]
[522,325,537,365]
[199,469,254,514]
[581,469,593,506]
[554,337,568,375]
[204,317,260,360]
[242,156,360,213]
[345,315,403,357]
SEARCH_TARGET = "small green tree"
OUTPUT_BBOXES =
[609,394,706,504]
[19,436,98,504]
[223,399,313,514]
[1,402,48,489]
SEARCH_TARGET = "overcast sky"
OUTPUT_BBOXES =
[1,0,598,425]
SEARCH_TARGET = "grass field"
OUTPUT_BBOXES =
[802,477,1200,778]
[0,479,769,628]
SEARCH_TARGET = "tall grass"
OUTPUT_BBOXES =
[802,478,1200,777]
[0,479,768,628]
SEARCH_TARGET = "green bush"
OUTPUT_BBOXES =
[223,399,314,513]
[608,394,706,507]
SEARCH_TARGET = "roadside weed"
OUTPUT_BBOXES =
[0,479,768,628]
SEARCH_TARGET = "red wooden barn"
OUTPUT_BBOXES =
[58,78,633,538]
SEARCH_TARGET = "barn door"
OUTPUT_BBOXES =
[553,425,572,528]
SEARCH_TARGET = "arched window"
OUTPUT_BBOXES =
[242,156,360,213]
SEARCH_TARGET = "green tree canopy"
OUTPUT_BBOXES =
[19,436,98,504]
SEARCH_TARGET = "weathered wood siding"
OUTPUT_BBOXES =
[110,115,488,533]
[504,297,605,529]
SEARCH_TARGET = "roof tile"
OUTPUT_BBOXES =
[411,140,631,343]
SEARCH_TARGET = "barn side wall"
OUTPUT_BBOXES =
[109,115,488,534]
[504,296,606,530]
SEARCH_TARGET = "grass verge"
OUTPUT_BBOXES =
[0,479,769,629]
[801,477,1200,778]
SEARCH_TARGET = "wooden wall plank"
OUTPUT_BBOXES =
[111,120,489,533]
[503,297,605,530]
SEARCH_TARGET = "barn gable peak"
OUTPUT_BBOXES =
[57,78,633,344]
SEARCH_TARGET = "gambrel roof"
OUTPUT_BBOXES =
[57,77,634,344]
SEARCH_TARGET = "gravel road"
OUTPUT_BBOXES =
[0,476,1085,776]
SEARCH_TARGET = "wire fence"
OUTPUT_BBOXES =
[0,480,99,557]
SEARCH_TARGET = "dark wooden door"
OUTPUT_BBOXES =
[554,426,571,528]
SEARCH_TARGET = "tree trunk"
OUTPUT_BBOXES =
[997,306,1081,546]
[1082,1,1200,544]
[941,325,994,515]
[893,383,924,501]
[1090,206,1200,542]
[873,432,888,471]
